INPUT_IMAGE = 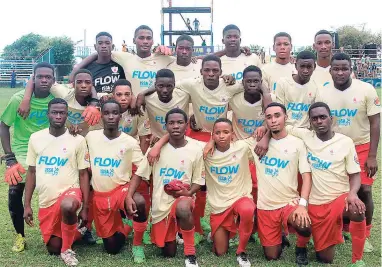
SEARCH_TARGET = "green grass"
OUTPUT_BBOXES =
[0,87,380,267]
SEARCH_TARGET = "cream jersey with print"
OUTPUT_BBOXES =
[177,77,243,132]
[85,130,147,192]
[167,59,202,81]
[135,139,205,224]
[145,89,190,138]
[119,109,151,137]
[315,79,381,145]
[287,126,361,205]
[111,52,174,95]
[26,129,90,208]
[261,62,296,93]
[276,76,319,128]
[204,140,254,214]
[221,54,262,81]
[311,65,332,87]
[251,135,311,210]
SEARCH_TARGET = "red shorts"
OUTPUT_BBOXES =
[38,188,82,244]
[151,197,194,248]
[257,204,297,247]
[93,185,130,238]
[210,197,256,239]
[185,125,211,143]
[356,143,372,185]
[309,193,348,251]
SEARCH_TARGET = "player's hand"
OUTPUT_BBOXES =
[189,115,201,132]
[99,93,114,105]
[346,193,366,214]
[365,155,378,178]
[134,93,146,112]
[82,106,101,126]
[78,207,88,228]
[148,139,161,165]
[254,136,269,159]
[293,206,311,228]
[154,45,172,56]
[172,188,190,198]
[18,99,31,120]
[4,163,26,185]
[128,95,142,116]
[68,124,82,136]
[221,74,236,85]
[24,206,34,227]
[126,196,138,217]
[240,46,252,56]
[254,126,267,142]
[203,139,215,159]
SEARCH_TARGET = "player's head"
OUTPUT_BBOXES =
[165,108,188,140]
[33,62,55,93]
[201,55,222,88]
[95,32,114,56]
[264,102,287,134]
[295,51,316,83]
[101,100,122,129]
[73,69,93,98]
[330,53,352,86]
[222,24,241,52]
[176,35,194,61]
[308,102,332,135]
[155,69,175,103]
[313,30,333,59]
[273,32,292,60]
[133,25,154,54]
[47,98,68,129]
[242,65,262,96]
[213,118,233,151]
[112,79,133,110]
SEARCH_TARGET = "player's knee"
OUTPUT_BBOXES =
[264,248,281,261]
[295,226,311,237]
[358,185,372,199]
[316,251,334,264]
[175,200,193,220]
[60,198,79,215]
[348,207,365,222]
[237,205,255,220]
[214,246,228,257]
[103,237,123,255]
[47,236,62,255]
[133,193,146,210]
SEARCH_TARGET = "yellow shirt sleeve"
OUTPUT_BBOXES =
[26,137,37,166]
[226,82,244,98]
[286,125,311,140]
[111,51,132,68]
[131,141,146,168]
[346,141,362,174]
[365,85,381,116]
[50,84,73,99]
[298,141,311,174]
[135,152,152,181]
[76,138,90,170]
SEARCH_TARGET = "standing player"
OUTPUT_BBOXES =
[311,30,334,87]
[129,108,204,267]
[23,98,90,266]
[0,62,55,252]
[316,53,380,253]
[85,100,149,263]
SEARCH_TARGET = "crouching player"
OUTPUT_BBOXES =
[85,100,149,263]
[129,108,204,267]
[23,98,90,266]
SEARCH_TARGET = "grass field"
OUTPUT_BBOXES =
[0,87,380,267]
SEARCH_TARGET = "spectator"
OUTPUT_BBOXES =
[10,70,16,88]
[193,18,200,31]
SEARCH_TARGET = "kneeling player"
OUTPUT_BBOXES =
[23,98,90,266]
[85,100,149,263]
[129,108,204,267]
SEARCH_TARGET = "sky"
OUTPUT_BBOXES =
[1,0,381,53]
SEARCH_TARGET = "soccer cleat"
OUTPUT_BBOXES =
[343,232,352,242]
[60,249,79,266]
[176,232,184,245]
[142,230,152,245]
[194,232,204,245]
[363,238,373,253]
[348,260,366,267]
[251,232,260,244]
[200,217,211,232]
[281,233,291,250]
[185,255,199,267]
[12,233,25,252]
[236,252,251,267]
[295,247,309,266]
[229,235,239,248]
[132,245,146,263]
[82,229,96,245]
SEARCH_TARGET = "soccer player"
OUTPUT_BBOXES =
[311,30,334,87]
[85,100,149,263]
[0,62,55,252]
[23,98,90,266]
[130,108,204,267]
[286,102,367,266]
[316,53,380,253]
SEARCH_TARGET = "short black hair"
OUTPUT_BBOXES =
[273,32,292,44]
[176,35,194,47]
[223,24,241,36]
[202,55,222,68]
[296,50,316,62]
[265,102,287,114]
[213,118,233,129]
[113,79,132,92]
[96,32,112,41]
[308,102,331,118]
[48,98,68,111]
[330,52,352,66]
[156,69,175,80]
[33,62,54,74]
[101,99,122,113]
[243,65,262,78]
[314,30,332,40]
[74,69,93,80]
[165,108,188,124]
[134,25,153,37]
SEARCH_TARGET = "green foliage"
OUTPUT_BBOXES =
[2,33,45,59]
[50,36,75,77]
[337,26,381,49]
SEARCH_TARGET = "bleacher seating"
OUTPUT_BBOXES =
[0,59,34,86]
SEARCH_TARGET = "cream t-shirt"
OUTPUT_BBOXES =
[167,59,202,81]
[119,109,151,137]
[221,54,262,81]
[261,62,296,93]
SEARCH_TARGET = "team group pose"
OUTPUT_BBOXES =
[0,24,379,267]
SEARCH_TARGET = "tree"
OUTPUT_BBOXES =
[2,33,45,59]
[50,37,75,77]
[336,26,381,49]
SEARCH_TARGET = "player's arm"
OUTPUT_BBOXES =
[78,169,90,228]
[366,113,380,177]
[69,53,98,82]
[23,166,36,227]
[147,133,170,165]
[0,122,12,155]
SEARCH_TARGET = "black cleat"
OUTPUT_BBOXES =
[295,247,308,266]
[82,229,96,245]
[281,233,291,250]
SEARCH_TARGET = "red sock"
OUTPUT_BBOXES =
[181,227,196,256]
[86,192,94,230]
[343,223,350,233]
[365,224,372,238]
[296,234,310,248]
[193,209,203,235]
[133,221,147,246]
[236,200,255,254]
[350,220,366,263]
[61,222,77,252]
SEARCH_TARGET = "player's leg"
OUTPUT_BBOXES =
[257,209,283,260]
[102,232,126,254]
[162,240,177,257]
[8,183,26,252]
[83,188,96,245]
[46,236,62,255]
[212,227,230,256]
[357,184,373,252]
[344,203,366,264]
[135,179,152,245]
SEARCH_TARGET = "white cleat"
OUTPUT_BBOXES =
[236,252,251,267]
[61,249,79,266]
[185,255,199,267]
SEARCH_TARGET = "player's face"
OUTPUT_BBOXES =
[330,60,352,86]
[265,106,286,134]
[273,37,292,60]
[176,40,193,60]
[155,77,175,103]
[213,122,233,149]
[113,85,132,110]
[309,107,332,135]
[243,71,262,95]
[95,36,114,56]
[102,103,121,128]
[295,59,315,83]
[313,34,332,58]
[48,103,68,129]
[75,73,92,97]
[166,113,187,139]
[34,67,55,93]
[222,29,241,52]
[134,29,154,53]
[201,61,222,88]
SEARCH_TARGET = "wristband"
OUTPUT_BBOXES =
[299,198,308,207]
